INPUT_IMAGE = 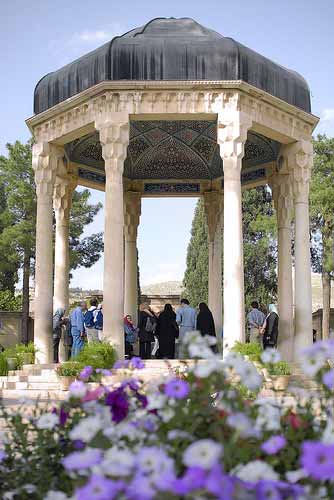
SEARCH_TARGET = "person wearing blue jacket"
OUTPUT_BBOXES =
[70,301,87,358]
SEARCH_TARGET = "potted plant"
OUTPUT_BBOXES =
[266,361,292,391]
[15,342,36,366]
[56,362,81,390]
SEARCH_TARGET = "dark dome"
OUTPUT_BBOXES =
[34,17,311,114]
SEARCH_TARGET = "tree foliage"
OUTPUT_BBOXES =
[0,141,103,315]
[183,187,277,311]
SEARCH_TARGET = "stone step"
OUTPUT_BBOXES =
[0,389,66,401]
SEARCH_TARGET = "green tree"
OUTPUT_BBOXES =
[310,134,334,339]
[0,141,103,341]
[183,187,277,312]
[183,199,209,306]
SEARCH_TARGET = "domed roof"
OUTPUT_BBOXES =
[34,17,311,114]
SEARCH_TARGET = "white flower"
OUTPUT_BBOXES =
[236,361,263,391]
[167,430,192,440]
[223,352,246,371]
[189,344,215,359]
[299,344,329,377]
[285,469,307,483]
[44,492,69,500]
[255,402,281,432]
[321,417,334,444]
[36,413,58,430]
[193,359,222,378]
[147,392,167,411]
[68,380,87,399]
[69,415,103,443]
[261,348,281,364]
[233,460,279,482]
[183,439,223,470]
[159,407,175,423]
[226,413,259,438]
[100,447,135,477]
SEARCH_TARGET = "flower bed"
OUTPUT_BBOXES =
[0,333,334,499]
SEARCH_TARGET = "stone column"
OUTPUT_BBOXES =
[53,165,77,362]
[291,140,313,355]
[270,168,294,361]
[203,191,223,342]
[218,97,252,352]
[32,143,61,364]
[96,114,129,358]
[124,191,141,325]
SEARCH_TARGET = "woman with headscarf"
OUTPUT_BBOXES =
[196,302,216,338]
[52,308,66,363]
[124,315,137,358]
[155,304,179,359]
[261,304,279,349]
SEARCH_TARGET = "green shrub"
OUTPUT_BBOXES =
[0,290,22,311]
[56,362,82,377]
[267,361,291,376]
[232,341,263,363]
[0,352,8,376]
[3,343,37,369]
[73,341,117,370]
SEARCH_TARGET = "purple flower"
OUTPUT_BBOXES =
[261,435,287,455]
[127,474,155,500]
[76,475,124,500]
[130,357,145,369]
[62,448,102,471]
[255,480,282,500]
[164,379,190,399]
[323,369,334,389]
[172,467,206,495]
[301,441,334,480]
[206,465,235,500]
[105,388,129,423]
[79,366,93,380]
[73,439,85,450]
[0,450,6,462]
[113,360,130,369]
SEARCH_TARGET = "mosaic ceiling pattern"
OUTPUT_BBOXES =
[66,120,280,181]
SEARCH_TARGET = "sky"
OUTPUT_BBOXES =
[1,0,334,289]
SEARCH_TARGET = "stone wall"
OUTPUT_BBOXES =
[312,308,334,340]
[0,312,34,348]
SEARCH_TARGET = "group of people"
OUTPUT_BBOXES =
[52,296,280,364]
[129,299,217,360]
[52,299,103,362]
[247,301,279,348]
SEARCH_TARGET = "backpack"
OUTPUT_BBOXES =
[85,309,96,328]
[145,315,156,333]
[95,309,103,330]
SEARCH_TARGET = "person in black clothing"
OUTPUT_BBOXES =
[52,308,67,363]
[196,302,216,338]
[261,304,279,349]
[138,303,157,359]
[156,304,179,359]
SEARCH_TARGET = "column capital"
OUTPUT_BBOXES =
[217,95,252,180]
[124,191,141,242]
[95,114,130,180]
[279,140,313,204]
[32,142,63,197]
[269,171,293,229]
[203,191,223,242]
[54,161,78,223]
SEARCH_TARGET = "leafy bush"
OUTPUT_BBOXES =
[267,360,292,376]
[56,362,82,377]
[0,290,22,311]
[73,341,117,369]
[0,352,8,376]
[3,342,36,369]
[232,340,263,363]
